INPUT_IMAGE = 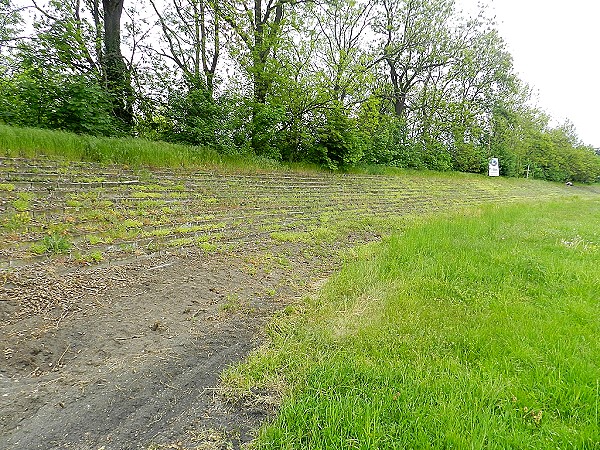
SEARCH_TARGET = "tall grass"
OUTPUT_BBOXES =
[0,124,280,170]
[224,198,600,449]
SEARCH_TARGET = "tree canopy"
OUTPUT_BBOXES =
[1,0,598,181]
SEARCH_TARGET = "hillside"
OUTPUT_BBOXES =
[1,157,598,449]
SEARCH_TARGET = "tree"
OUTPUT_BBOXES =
[220,0,302,154]
[149,0,220,96]
[0,0,23,53]
[103,0,134,128]
[373,0,456,120]
[306,0,374,104]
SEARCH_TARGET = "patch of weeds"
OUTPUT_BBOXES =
[132,191,162,199]
[121,218,144,229]
[193,214,217,221]
[175,223,225,234]
[2,212,31,231]
[65,199,83,208]
[13,192,35,212]
[145,240,162,252]
[73,250,103,264]
[47,222,70,235]
[97,200,114,208]
[263,252,291,269]
[31,233,72,255]
[260,223,284,232]
[168,236,195,247]
[135,168,155,182]
[174,224,206,234]
[86,234,104,245]
[165,191,188,199]
[76,176,105,183]
[135,183,169,192]
[242,263,258,276]
[119,243,137,253]
[270,230,306,243]
[0,183,15,191]
[70,191,99,201]
[143,227,173,238]
[200,196,218,205]
[137,199,165,209]
[198,242,218,253]
[221,294,241,313]
[309,225,337,243]
[80,210,117,223]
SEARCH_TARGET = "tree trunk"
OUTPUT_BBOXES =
[102,0,133,129]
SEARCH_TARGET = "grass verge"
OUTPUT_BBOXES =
[223,198,600,449]
[0,124,280,170]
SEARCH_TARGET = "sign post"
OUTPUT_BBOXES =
[488,158,499,177]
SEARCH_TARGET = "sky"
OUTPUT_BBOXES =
[456,0,600,148]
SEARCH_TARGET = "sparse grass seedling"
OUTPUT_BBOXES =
[221,294,241,313]
[13,192,35,211]
[31,233,72,255]
[2,212,31,231]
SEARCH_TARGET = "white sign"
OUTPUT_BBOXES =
[488,158,500,177]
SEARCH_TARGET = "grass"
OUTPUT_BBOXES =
[223,198,600,449]
[31,233,72,255]
[0,124,280,171]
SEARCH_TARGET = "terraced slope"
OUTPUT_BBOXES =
[0,157,588,269]
[0,157,597,450]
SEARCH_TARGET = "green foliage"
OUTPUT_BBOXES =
[311,106,365,170]
[491,107,600,182]
[2,211,31,231]
[0,123,281,170]
[0,0,597,181]
[0,64,117,136]
[0,0,21,51]
[250,102,287,160]
[143,86,231,149]
[32,233,72,255]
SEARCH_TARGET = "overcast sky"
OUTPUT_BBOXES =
[455,0,600,148]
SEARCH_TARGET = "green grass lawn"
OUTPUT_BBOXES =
[225,198,600,449]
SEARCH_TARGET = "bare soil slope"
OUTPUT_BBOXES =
[1,158,593,449]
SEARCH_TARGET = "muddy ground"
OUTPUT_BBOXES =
[1,244,333,450]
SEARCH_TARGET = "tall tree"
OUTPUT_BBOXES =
[149,0,220,95]
[307,0,374,104]
[221,0,299,153]
[373,0,455,119]
[103,0,133,128]
[0,0,22,53]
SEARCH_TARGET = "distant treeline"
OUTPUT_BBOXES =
[1,0,598,181]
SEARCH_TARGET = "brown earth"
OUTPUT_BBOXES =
[1,245,334,450]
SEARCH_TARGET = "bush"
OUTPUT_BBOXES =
[0,65,118,136]
[310,106,365,170]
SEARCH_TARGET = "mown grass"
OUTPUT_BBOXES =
[224,198,600,449]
